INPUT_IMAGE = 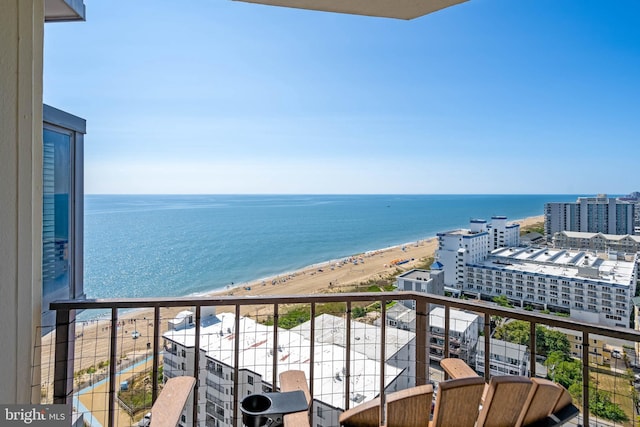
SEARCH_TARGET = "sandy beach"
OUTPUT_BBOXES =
[40,215,543,409]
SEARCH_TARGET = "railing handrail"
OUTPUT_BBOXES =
[51,291,640,341]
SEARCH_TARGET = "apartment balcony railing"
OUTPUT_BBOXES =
[46,291,640,427]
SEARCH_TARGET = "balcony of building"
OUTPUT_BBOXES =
[40,291,640,427]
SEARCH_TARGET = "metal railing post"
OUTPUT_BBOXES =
[309,303,316,400]
[152,305,160,403]
[379,298,387,427]
[582,331,590,427]
[272,304,279,389]
[108,307,118,427]
[484,313,490,382]
[529,321,536,378]
[444,305,450,369]
[53,308,72,404]
[345,300,352,411]
[193,304,201,425]
[233,305,241,425]
[415,298,428,386]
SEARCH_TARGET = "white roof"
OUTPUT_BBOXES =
[291,314,414,361]
[559,230,640,243]
[163,313,402,410]
[487,247,637,286]
[429,307,478,333]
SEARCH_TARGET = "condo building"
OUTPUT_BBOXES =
[381,303,480,366]
[463,247,638,328]
[435,217,520,291]
[163,313,406,427]
[552,231,640,254]
[428,306,480,364]
[550,327,613,366]
[396,268,445,307]
[544,195,636,239]
[475,336,528,377]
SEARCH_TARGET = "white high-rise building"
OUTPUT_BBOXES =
[435,217,520,290]
[545,195,636,239]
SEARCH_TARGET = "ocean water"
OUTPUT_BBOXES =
[84,194,579,300]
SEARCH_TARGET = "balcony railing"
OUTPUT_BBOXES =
[47,291,640,426]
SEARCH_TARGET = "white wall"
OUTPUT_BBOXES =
[0,0,44,404]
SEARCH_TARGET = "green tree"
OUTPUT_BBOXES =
[544,351,581,389]
[494,320,529,345]
[590,390,629,422]
[352,306,366,318]
[537,328,570,357]
[494,322,570,357]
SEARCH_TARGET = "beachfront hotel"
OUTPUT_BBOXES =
[463,247,638,328]
[435,217,521,292]
[544,195,637,240]
[433,216,639,328]
[162,312,409,427]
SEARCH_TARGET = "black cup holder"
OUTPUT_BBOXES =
[240,390,308,427]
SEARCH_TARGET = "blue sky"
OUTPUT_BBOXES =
[44,0,640,194]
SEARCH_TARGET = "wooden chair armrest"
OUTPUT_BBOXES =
[150,376,195,427]
[440,358,479,379]
[279,370,311,427]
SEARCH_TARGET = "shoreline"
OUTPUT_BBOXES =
[76,214,545,320]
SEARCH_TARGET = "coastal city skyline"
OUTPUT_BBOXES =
[5,2,639,423]
[44,1,639,195]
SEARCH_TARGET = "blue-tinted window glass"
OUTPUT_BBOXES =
[43,128,71,304]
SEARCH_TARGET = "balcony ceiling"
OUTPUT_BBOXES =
[45,0,86,22]
[233,0,468,20]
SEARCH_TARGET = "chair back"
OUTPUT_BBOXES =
[339,384,433,427]
[519,378,563,426]
[476,375,534,427]
[431,376,486,427]
[387,384,433,427]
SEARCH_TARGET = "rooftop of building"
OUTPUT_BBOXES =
[385,304,417,324]
[163,312,402,410]
[556,230,640,243]
[438,228,489,237]
[291,313,414,361]
[477,336,528,361]
[428,306,479,333]
[397,269,436,281]
[481,247,637,286]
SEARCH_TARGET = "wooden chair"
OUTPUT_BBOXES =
[518,378,564,426]
[279,370,311,427]
[476,375,535,427]
[430,376,486,427]
[440,358,579,427]
[340,384,434,427]
[525,386,580,427]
